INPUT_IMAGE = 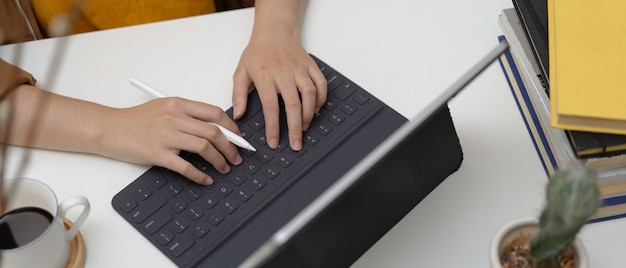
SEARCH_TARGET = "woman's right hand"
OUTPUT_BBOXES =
[100,97,244,185]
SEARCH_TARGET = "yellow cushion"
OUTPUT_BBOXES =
[31,0,216,36]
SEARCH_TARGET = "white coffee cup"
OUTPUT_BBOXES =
[0,178,90,268]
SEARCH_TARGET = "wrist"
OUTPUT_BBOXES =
[251,0,305,41]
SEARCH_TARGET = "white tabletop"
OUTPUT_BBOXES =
[1,0,624,267]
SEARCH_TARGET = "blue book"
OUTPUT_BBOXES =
[497,35,557,177]
[498,35,626,223]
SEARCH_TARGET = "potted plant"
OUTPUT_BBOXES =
[490,163,600,268]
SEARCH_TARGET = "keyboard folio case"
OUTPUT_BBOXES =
[111,55,463,267]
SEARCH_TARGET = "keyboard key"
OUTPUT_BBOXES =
[254,135,267,146]
[184,186,203,201]
[353,92,370,104]
[165,182,183,196]
[328,113,345,125]
[315,122,333,136]
[275,139,289,152]
[207,212,225,226]
[134,185,152,200]
[185,206,204,221]
[186,154,211,174]
[333,82,356,100]
[194,161,211,174]
[262,164,281,179]
[131,193,167,224]
[249,116,265,131]
[256,150,274,163]
[201,194,219,209]
[249,177,267,191]
[304,133,320,146]
[144,210,172,234]
[243,160,260,174]
[169,235,194,257]
[324,98,338,110]
[235,188,253,202]
[192,223,210,238]
[118,197,137,213]
[150,173,167,189]
[276,155,294,168]
[229,174,247,186]
[216,185,233,197]
[171,217,190,233]
[170,198,188,213]
[341,102,358,115]
[327,74,344,90]
[221,199,239,214]
[156,229,174,246]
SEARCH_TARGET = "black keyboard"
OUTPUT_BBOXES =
[111,55,385,267]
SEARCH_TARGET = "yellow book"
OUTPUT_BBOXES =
[549,0,626,135]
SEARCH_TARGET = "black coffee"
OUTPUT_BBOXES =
[0,206,54,250]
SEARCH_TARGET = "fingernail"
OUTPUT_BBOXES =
[222,165,231,174]
[204,177,214,186]
[233,105,242,118]
[234,155,243,165]
[291,139,302,151]
[269,137,279,149]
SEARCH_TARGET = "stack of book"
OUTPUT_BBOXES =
[497,7,626,222]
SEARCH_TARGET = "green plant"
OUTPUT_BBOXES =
[530,163,601,265]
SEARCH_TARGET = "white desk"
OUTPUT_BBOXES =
[1,0,624,267]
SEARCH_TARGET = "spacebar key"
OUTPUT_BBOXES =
[131,193,168,224]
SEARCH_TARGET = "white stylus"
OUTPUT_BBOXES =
[130,77,256,152]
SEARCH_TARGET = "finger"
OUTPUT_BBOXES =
[176,119,243,168]
[256,81,281,149]
[196,141,231,175]
[181,100,242,135]
[162,153,214,185]
[163,99,243,166]
[279,82,303,151]
[176,131,233,175]
[309,64,328,113]
[295,75,318,131]
[232,65,253,120]
[201,123,244,166]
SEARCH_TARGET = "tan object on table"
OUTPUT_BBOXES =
[63,218,86,268]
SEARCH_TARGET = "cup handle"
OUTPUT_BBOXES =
[58,195,91,240]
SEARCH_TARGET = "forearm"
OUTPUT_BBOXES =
[3,84,244,185]
[251,0,308,40]
[4,84,111,155]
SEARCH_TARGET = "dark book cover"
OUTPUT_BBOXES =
[512,0,549,91]
[567,131,626,158]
